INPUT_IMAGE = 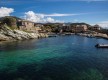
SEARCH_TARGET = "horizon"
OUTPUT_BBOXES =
[0,0,108,28]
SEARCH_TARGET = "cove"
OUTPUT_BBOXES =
[0,35,108,80]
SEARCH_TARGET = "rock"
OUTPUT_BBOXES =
[13,30,32,40]
[0,34,13,41]
[0,25,48,42]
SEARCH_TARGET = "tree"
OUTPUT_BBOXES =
[2,16,17,29]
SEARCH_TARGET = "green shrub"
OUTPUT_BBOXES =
[2,16,17,29]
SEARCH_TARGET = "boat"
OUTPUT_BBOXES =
[64,33,72,35]
[86,35,95,38]
[95,44,108,48]
[48,34,57,37]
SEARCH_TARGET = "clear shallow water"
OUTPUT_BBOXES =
[0,35,108,80]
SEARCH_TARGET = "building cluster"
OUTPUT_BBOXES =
[16,20,102,33]
[5,18,101,33]
[0,16,102,34]
[57,23,101,33]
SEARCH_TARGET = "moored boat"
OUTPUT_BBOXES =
[48,34,57,37]
[95,44,108,48]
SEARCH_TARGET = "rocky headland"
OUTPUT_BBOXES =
[0,25,48,42]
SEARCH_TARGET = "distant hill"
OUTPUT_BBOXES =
[70,23,91,27]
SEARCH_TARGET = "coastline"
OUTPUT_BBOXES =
[0,25,108,43]
[76,33,108,40]
[0,25,48,42]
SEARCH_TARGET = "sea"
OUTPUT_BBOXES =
[0,35,108,80]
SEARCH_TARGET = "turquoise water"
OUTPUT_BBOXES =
[0,35,108,80]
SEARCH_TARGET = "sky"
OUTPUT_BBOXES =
[0,0,108,28]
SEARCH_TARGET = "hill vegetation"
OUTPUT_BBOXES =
[0,16,22,29]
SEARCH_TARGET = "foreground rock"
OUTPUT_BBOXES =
[0,25,48,41]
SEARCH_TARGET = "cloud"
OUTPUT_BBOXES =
[43,12,108,17]
[24,11,42,23]
[46,17,57,23]
[43,13,77,17]
[0,7,14,17]
[33,13,77,17]
[23,11,108,23]
[97,21,108,28]
[24,11,63,23]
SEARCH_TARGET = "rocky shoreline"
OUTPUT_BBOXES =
[0,25,108,43]
[77,33,108,39]
[0,25,48,42]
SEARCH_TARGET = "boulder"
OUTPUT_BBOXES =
[0,34,12,41]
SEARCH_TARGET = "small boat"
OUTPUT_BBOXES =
[65,33,72,35]
[48,35,57,37]
[95,44,108,48]
[87,35,94,38]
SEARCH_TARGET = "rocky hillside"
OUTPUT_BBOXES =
[0,24,48,41]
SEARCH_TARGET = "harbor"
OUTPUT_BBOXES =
[0,0,108,80]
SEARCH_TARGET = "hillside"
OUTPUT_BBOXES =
[0,16,22,22]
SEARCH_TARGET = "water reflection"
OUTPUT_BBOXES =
[0,39,39,51]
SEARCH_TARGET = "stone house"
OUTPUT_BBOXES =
[58,23,72,32]
[62,25,72,32]
[72,25,88,33]
[91,25,101,31]
[34,23,43,32]
[17,20,36,32]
